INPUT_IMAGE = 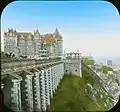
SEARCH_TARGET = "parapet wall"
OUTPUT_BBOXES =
[1,59,64,112]
[64,58,82,77]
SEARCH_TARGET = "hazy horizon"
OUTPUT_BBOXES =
[1,1,120,63]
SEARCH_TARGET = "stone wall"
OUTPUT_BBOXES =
[64,59,82,77]
[2,75,22,111]
[2,61,64,112]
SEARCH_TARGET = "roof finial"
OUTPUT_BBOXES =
[77,48,79,53]
[55,28,59,34]
[34,28,40,36]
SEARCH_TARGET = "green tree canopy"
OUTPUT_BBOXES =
[100,66,113,74]
[83,58,95,65]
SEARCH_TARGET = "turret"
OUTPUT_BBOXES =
[53,28,63,57]
[4,28,18,57]
[34,29,40,38]
[33,29,42,58]
[53,28,62,41]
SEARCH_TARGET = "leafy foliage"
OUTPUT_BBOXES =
[83,58,95,65]
[100,66,113,74]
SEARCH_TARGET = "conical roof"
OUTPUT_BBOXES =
[54,28,62,40]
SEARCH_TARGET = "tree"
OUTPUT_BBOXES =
[100,65,113,74]
[5,53,9,58]
[9,53,12,57]
[83,59,95,65]
[12,54,15,57]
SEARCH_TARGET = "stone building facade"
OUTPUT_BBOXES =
[4,28,63,59]
[64,52,82,77]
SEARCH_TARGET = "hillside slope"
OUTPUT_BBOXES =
[49,62,115,111]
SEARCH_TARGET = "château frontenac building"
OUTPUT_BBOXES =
[4,28,63,59]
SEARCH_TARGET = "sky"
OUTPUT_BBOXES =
[1,1,120,64]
